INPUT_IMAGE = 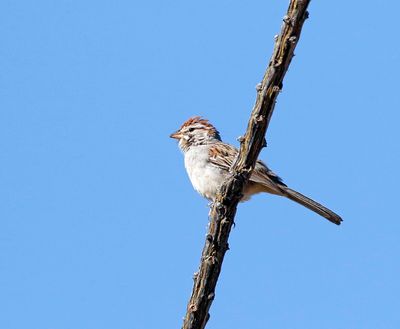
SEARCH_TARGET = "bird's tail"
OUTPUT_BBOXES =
[280,186,342,225]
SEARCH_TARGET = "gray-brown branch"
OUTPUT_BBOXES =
[182,1,311,328]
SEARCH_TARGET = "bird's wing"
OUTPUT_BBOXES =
[251,160,287,187]
[208,143,238,171]
[208,143,286,192]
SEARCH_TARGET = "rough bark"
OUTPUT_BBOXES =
[182,1,311,328]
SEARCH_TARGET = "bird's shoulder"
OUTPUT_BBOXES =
[208,142,238,170]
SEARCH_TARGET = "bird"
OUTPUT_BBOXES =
[170,117,342,225]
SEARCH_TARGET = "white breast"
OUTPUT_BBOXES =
[184,145,225,201]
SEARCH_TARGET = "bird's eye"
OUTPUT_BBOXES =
[188,128,195,132]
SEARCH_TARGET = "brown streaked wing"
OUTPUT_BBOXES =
[208,143,286,192]
[208,143,238,171]
[251,160,287,188]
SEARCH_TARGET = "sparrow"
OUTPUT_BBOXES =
[170,117,342,225]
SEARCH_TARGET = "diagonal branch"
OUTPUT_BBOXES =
[182,1,311,328]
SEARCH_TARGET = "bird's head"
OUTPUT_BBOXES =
[170,117,221,152]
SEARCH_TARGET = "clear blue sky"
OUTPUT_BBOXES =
[1,1,399,328]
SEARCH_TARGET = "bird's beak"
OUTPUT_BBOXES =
[170,131,182,139]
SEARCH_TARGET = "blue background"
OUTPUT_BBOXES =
[1,1,399,328]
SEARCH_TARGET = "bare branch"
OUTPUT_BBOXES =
[182,1,311,328]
